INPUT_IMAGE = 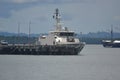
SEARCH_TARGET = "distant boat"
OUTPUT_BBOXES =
[102,26,120,48]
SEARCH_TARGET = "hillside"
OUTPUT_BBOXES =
[0,31,120,44]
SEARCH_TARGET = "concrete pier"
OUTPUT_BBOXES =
[0,43,84,55]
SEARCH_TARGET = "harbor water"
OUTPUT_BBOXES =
[0,45,120,80]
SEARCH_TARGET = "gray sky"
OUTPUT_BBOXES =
[0,0,120,34]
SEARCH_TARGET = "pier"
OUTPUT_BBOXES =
[0,43,84,55]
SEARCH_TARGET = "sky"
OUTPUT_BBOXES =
[0,0,120,34]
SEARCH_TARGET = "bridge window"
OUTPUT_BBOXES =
[59,33,74,36]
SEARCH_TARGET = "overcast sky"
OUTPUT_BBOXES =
[0,0,120,34]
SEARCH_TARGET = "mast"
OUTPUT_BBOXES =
[18,22,20,44]
[53,8,62,31]
[111,25,113,42]
[28,21,31,45]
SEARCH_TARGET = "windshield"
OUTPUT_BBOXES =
[59,32,74,36]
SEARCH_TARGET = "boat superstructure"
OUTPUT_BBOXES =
[38,8,81,46]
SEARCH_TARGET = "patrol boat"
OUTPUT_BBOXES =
[0,9,85,55]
